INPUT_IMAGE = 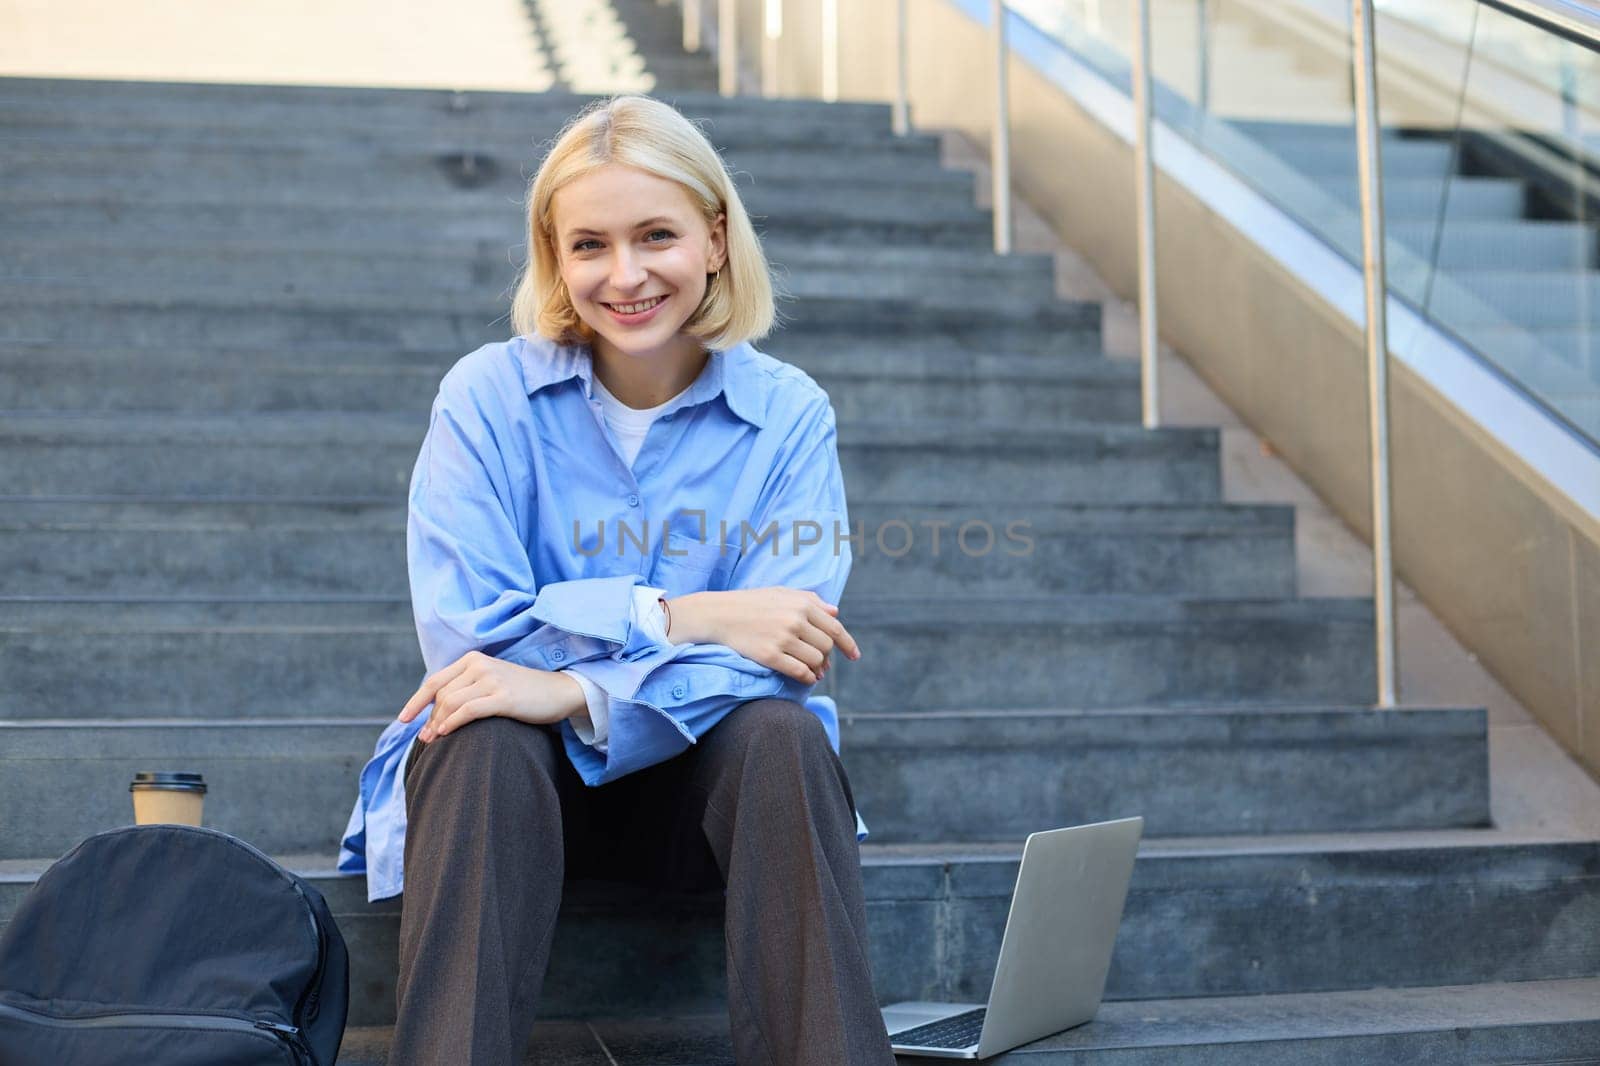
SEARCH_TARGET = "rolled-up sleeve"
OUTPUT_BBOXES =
[408,389,669,682]
[560,393,853,785]
[561,586,672,751]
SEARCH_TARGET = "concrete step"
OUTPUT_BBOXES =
[6,833,1595,1018]
[0,289,1096,352]
[637,67,721,94]
[1384,220,1595,271]
[0,238,1054,295]
[0,155,979,203]
[0,92,913,147]
[1488,342,1600,393]
[1440,270,1600,328]
[0,414,1209,501]
[0,140,956,191]
[599,54,720,83]
[1230,121,1441,149]
[1299,192,1596,271]
[3,243,1057,306]
[641,69,721,93]
[0,75,898,128]
[0,337,1113,388]
[603,34,709,66]
[1466,326,1600,378]
[1436,330,1600,439]
[616,25,714,55]
[826,595,1373,709]
[0,120,945,163]
[327,979,1600,1065]
[0,350,1131,422]
[1263,139,1458,181]
[1494,347,1600,406]
[0,594,1369,717]
[0,340,1116,413]
[0,261,1064,321]
[0,499,1292,599]
[770,331,1109,362]
[0,195,995,251]
[1317,176,1525,221]
[0,704,1489,860]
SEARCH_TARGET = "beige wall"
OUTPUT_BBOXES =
[745,0,1599,782]
[0,0,560,90]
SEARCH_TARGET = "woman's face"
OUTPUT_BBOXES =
[551,162,727,365]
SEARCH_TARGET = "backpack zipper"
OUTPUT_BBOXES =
[143,825,328,1041]
[0,998,310,1061]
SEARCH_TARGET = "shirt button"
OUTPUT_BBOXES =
[626,493,640,507]
[550,648,566,663]
[671,683,687,699]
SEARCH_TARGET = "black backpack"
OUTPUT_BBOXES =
[0,824,348,1065]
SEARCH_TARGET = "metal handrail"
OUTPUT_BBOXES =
[822,0,840,101]
[991,0,1013,255]
[718,0,738,96]
[1351,0,1398,707]
[683,0,701,53]
[1481,0,1600,47]
[762,0,782,98]
[1132,0,1160,429]
[893,0,909,136]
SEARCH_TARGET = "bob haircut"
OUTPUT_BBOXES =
[510,93,777,351]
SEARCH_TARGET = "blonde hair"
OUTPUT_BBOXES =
[510,94,776,350]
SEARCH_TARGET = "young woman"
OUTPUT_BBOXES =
[337,93,895,1065]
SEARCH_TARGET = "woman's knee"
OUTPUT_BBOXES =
[709,699,857,827]
[405,715,561,795]
[722,697,834,764]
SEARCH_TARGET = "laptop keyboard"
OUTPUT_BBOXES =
[888,1007,987,1049]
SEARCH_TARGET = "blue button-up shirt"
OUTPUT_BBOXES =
[337,334,864,903]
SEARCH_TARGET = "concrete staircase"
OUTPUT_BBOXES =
[1222,118,1600,442]
[1,70,1598,1065]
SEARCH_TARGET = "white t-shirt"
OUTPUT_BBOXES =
[566,371,697,751]
[590,372,693,469]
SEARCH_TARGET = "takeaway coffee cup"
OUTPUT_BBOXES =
[129,771,207,826]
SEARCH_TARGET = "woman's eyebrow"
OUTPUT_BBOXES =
[566,216,677,238]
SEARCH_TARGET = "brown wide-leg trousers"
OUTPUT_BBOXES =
[389,696,899,1066]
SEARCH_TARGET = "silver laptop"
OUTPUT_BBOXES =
[880,816,1143,1059]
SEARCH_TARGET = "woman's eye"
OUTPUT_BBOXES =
[572,231,671,251]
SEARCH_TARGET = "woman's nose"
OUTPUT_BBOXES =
[609,248,647,290]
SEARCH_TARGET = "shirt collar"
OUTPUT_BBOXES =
[516,335,768,429]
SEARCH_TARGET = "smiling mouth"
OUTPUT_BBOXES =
[603,296,668,314]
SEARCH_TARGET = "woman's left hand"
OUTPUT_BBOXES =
[397,650,575,742]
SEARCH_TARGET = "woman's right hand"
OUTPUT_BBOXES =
[668,587,861,685]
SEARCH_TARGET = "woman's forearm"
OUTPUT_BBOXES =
[661,591,720,645]
[544,668,591,721]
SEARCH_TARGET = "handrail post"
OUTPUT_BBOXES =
[1351,0,1399,708]
[991,0,1012,255]
[1132,0,1160,427]
[1560,58,1592,376]
[893,0,909,136]
[822,0,839,102]
[763,0,782,98]
[683,0,701,53]
[718,0,739,96]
